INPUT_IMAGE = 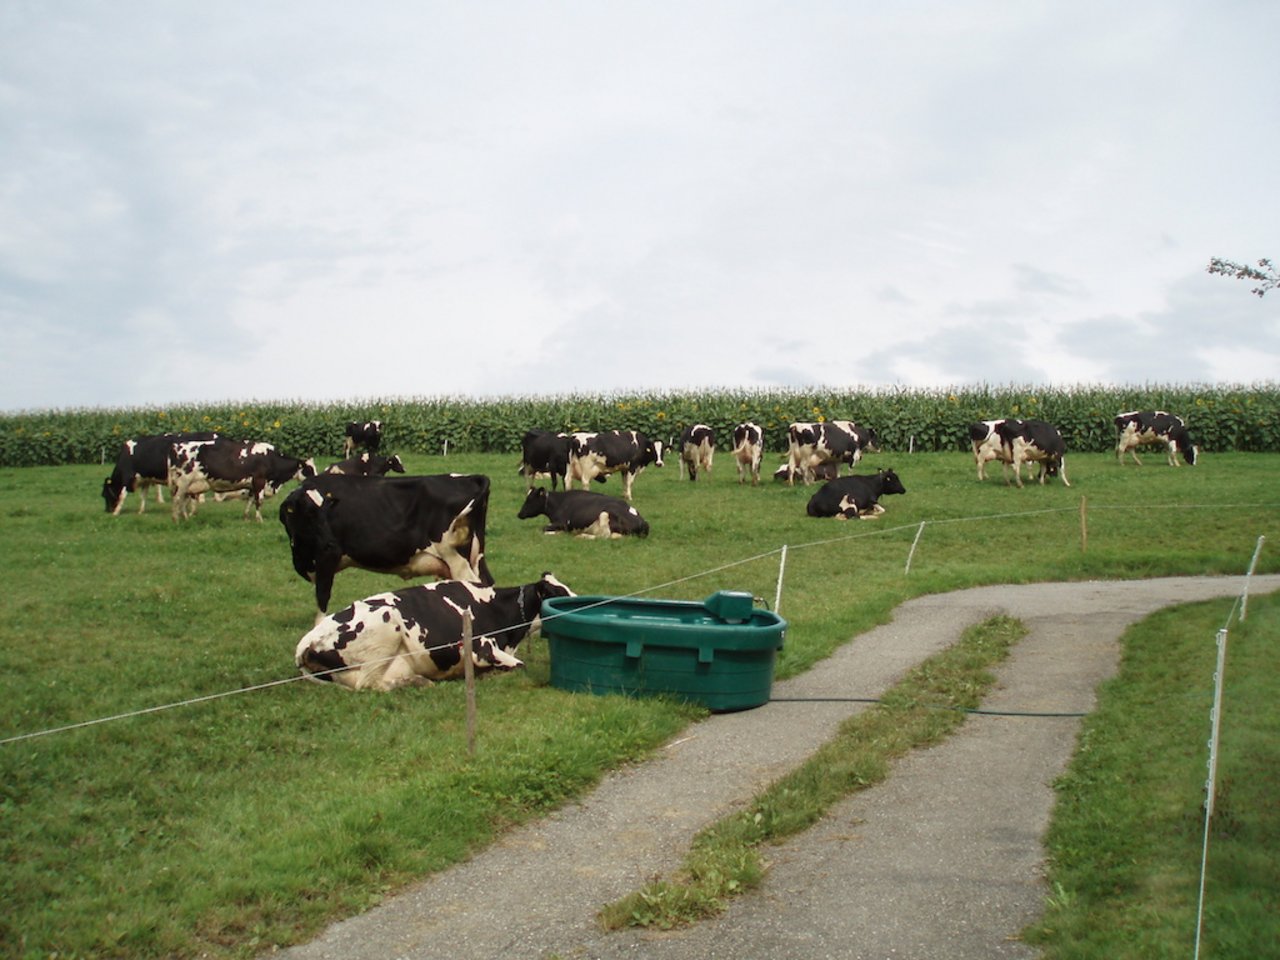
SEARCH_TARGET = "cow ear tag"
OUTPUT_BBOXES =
[306,489,325,507]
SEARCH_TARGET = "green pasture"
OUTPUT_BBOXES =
[1,448,1277,958]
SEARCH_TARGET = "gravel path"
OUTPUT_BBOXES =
[276,575,1278,960]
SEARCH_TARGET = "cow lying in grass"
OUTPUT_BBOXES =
[806,469,906,520]
[518,487,650,538]
[295,573,574,691]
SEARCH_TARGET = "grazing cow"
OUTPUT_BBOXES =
[678,424,716,481]
[169,438,316,522]
[323,452,406,476]
[968,419,1021,483]
[518,429,573,491]
[101,432,219,515]
[785,420,879,485]
[806,469,907,519]
[1115,410,1198,466]
[732,422,764,486]
[518,487,650,538]
[280,473,493,615]
[774,461,838,483]
[343,420,383,457]
[996,419,1070,487]
[295,573,575,691]
[567,430,664,501]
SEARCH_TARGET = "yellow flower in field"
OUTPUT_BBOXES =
[203,415,211,422]
[273,419,282,429]
[657,411,666,420]
[1012,405,1020,414]
[948,394,957,403]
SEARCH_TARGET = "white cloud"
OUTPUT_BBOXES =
[1,1,1278,412]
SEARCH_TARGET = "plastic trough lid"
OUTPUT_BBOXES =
[703,590,755,623]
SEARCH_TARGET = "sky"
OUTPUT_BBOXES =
[2,1,1278,413]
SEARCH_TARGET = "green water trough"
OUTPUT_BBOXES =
[540,590,787,712]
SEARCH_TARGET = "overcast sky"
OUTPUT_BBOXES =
[2,1,1277,413]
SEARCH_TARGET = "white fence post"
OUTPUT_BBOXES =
[774,544,788,616]
[1194,626,1230,960]
[1241,534,1266,621]
[905,521,926,575]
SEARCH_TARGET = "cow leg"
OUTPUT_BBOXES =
[1059,458,1070,486]
[621,471,634,502]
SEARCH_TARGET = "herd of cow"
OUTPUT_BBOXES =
[97,410,1198,691]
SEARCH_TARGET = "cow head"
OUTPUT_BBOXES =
[101,477,125,513]
[878,468,906,495]
[648,439,665,468]
[517,487,550,519]
[523,572,575,640]
[279,486,346,612]
[385,454,406,474]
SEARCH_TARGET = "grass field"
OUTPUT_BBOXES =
[1,448,1277,958]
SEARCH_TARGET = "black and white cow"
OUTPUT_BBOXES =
[805,469,907,519]
[996,419,1070,487]
[279,473,493,615]
[294,573,575,691]
[968,419,1021,483]
[323,452,406,476]
[678,424,715,481]
[169,438,316,522]
[774,461,838,483]
[785,420,879,485]
[567,431,664,501]
[343,420,383,457]
[1114,410,1198,466]
[518,429,573,491]
[731,422,764,486]
[101,432,219,515]
[518,487,650,538]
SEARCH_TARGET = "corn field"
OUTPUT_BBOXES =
[1,383,1277,468]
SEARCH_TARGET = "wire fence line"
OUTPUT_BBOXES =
[1,500,1275,747]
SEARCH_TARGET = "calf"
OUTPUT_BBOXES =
[518,487,650,538]
[731,422,764,486]
[323,453,406,476]
[678,424,716,481]
[568,430,664,501]
[169,438,316,522]
[1114,410,1198,466]
[343,420,383,457]
[102,431,219,515]
[295,573,574,691]
[518,429,573,491]
[806,469,906,519]
[280,473,493,615]
[996,419,1070,487]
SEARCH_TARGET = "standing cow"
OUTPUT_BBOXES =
[280,473,493,615]
[169,438,316,522]
[567,431,664,502]
[1114,411,1198,466]
[518,487,650,538]
[786,420,879,485]
[968,419,1022,483]
[102,432,219,515]
[518,429,573,491]
[731,422,764,486]
[295,573,575,691]
[996,419,1070,487]
[678,424,715,481]
[343,420,383,457]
